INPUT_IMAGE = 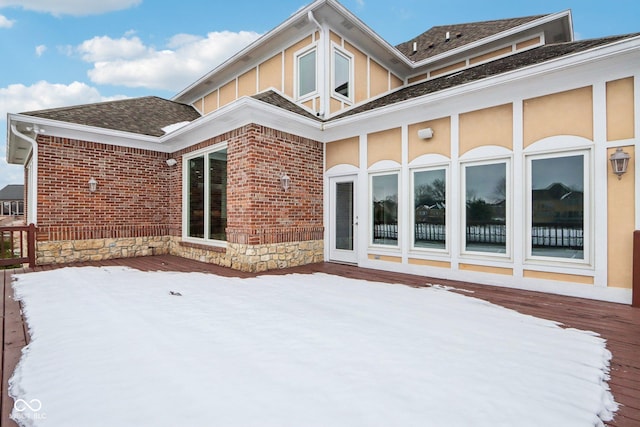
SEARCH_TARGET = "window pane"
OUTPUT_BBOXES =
[209,149,228,241]
[188,156,205,238]
[298,50,316,97]
[531,155,584,259]
[335,182,353,250]
[334,51,350,98]
[465,163,506,253]
[372,174,398,246]
[414,169,446,249]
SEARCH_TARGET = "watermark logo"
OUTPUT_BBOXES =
[14,398,47,420]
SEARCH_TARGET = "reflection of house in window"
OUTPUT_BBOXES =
[532,183,584,225]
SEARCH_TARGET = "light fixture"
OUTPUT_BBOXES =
[280,173,291,191]
[609,147,631,180]
[88,177,97,192]
[417,127,434,139]
[166,158,177,167]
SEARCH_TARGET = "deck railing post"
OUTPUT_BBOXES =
[633,230,640,308]
[28,223,36,268]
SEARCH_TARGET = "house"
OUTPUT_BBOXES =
[0,184,24,216]
[5,0,639,303]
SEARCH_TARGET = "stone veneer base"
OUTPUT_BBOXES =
[36,236,324,272]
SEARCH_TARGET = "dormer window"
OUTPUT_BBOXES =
[332,47,353,102]
[296,47,317,99]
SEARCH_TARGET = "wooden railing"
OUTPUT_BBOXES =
[0,223,36,268]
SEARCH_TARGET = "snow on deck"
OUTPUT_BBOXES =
[9,267,616,426]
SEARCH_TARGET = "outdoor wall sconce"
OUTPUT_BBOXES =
[280,173,291,191]
[166,158,177,167]
[417,127,434,140]
[88,177,98,192]
[609,147,631,180]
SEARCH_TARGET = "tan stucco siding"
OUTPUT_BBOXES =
[516,36,541,50]
[523,86,593,147]
[459,263,513,275]
[469,46,512,65]
[608,145,635,289]
[390,73,403,90]
[368,254,402,262]
[238,68,257,98]
[219,79,237,108]
[430,60,466,78]
[326,136,359,170]
[367,127,401,167]
[345,41,368,104]
[408,116,451,161]
[369,59,389,98]
[606,77,635,141]
[191,99,203,114]
[459,103,513,155]
[203,90,218,114]
[408,73,428,84]
[258,53,283,92]
[330,97,342,115]
[284,35,314,98]
[523,270,594,285]
[408,258,451,269]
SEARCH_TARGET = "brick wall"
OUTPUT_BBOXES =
[34,124,324,269]
[36,135,172,241]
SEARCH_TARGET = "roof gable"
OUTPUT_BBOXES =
[396,15,547,62]
[22,96,201,137]
[331,34,639,120]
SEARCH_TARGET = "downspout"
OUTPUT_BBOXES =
[308,10,326,118]
[10,124,38,225]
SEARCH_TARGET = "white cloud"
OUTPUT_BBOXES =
[0,14,14,28]
[0,0,141,16]
[35,44,47,56]
[79,30,261,92]
[77,35,148,62]
[0,80,124,117]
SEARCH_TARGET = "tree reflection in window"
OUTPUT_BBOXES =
[414,169,446,249]
[465,163,506,254]
[372,174,398,246]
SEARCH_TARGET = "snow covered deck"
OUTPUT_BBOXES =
[2,255,639,426]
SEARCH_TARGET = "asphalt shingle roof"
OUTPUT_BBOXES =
[22,96,201,137]
[396,15,547,62]
[252,91,322,121]
[333,34,639,120]
[0,184,24,201]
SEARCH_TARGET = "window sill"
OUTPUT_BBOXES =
[179,240,226,253]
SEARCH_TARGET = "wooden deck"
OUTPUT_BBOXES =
[2,255,639,426]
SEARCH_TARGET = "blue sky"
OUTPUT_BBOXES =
[1,0,638,189]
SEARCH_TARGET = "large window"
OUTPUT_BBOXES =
[529,152,586,260]
[413,168,446,250]
[371,173,399,246]
[297,48,316,99]
[463,161,508,255]
[333,48,352,101]
[187,147,228,242]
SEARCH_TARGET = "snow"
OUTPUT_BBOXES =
[9,267,617,427]
[161,121,190,134]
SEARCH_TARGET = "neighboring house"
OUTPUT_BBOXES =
[5,0,639,303]
[0,184,24,216]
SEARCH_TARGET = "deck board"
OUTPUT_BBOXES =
[1,255,639,426]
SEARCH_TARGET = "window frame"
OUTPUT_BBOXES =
[460,158,511,259]
[410,165,449,254]
[369,171,401,249]
[294,45,318,101]
[525,149,591,266]
[331,44,354,104]
[182,142,228,248]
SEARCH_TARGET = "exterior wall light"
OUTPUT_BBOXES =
[417,127,434,139]
[166,158,177,166]
[609,147,631,180]
[280,173,291,191]
[88,177,98,192]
